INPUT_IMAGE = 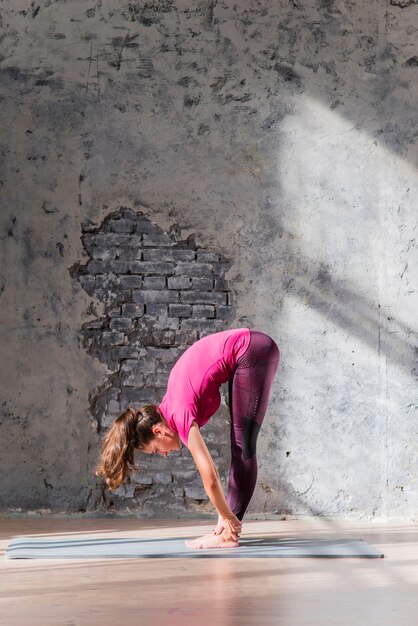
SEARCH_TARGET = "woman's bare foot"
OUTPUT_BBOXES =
[184,521,224,546]
[185,528,239,550]
[186,529,216,544]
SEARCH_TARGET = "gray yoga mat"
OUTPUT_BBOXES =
[5,535,384,559]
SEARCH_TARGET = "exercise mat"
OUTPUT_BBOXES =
[5,535,384,559]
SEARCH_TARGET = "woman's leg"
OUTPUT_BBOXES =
[226,331,280,520]
[186,331,280,549]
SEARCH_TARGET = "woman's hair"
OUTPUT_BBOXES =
[95,404,163,490]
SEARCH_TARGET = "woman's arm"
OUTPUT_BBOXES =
[187,421,242,537]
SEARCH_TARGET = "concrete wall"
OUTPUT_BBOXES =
[1,0,417,519]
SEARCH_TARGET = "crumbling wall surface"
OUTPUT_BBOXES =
[70,207,234,514]
[0,0,417,518]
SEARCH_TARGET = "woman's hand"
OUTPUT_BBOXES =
[187,423,243,541]
[213,513,242,539]
[213,514,225,536]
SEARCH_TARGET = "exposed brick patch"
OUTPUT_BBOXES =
[70,207,234,513]
[390,0,418,7]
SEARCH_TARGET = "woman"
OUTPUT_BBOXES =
[95,327,280,549]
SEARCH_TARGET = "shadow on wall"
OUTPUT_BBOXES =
[278,233,416,505]
[251,0,418,166]
[286,258,417,378]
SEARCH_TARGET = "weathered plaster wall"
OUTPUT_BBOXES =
[0,0,417,518]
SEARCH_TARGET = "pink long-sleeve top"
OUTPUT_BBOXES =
[159,328,250,446]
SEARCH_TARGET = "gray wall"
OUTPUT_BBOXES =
[1,0,417,519]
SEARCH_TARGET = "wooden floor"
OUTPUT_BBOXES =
[0,517,417,626]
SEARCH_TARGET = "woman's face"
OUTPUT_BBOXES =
[141,425,181,457]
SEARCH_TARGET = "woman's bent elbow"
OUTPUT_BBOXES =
[203,475,219,492]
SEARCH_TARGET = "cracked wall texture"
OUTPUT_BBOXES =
[0,0,417,519]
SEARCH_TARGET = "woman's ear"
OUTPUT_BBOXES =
[152,424,164,437]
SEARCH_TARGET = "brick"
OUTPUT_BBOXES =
[80,234,95,252]
[78,275,95,294]
[119,388,153,405]
[132,473,153,485]
[132,290,179,304]
[216,305,234,319]
[213,261,231,276]
[142,232,173,246]
[130,261,175,274]
[146,304,168,316]
[143,249,171,261]
[180,319,226,332]
[117,248,142,261]
[137,329,176,347]
[107,399,120,413]
[192,305,215,318]
[145,372,168,387]
[134,218,163,235]
[104,234,143,248]
[92,247,116,262]
[176,470,197,481]
[180,291,227,305]
[172,249,196,261]
[82,233,111,248]
[87,260,107,274]
[196,250,220,262]
[154,330,176,346]
[120,358,143,374]
[121,303,145,317]
[106,386,120,401]
[102,414,119,428]
[154,472,173,485]
[94,275,109,288]
[119,275,143,288]
[144,276,166,289]
[122,371,145,386]
[112,260,129,273]
[159,318,179,332]
[169,304,192,317]
[146,347,181,360]
[143,249,196,262]
[108,218,136,233]
[108,290,132,306]
[167,276,190,289]
[121,358,155,375]
[110,317,133,331]
[191,277,213,290]
[101,330,125,345]
[214,277,228,290]
[174,262,213,276]
[184,486,207,500]
[175,329,199,344]
[111,346,140,359]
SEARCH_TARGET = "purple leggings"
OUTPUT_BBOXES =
[226,330,280,520]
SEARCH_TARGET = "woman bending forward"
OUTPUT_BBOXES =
[96,328,280,550]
